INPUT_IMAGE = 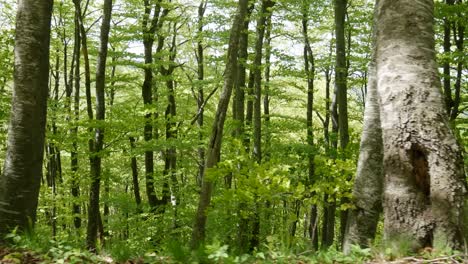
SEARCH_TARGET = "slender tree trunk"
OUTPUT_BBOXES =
[86,0,112,252]
[71,10,82,229]
[263,14,272,162]
[334,0,350,249]
[129,137,142,211]
[142,0,162,210]
[191,0,249,249]
[196,0,207,188]
[449,1,464,121]
[442,0,454,114]
[377,0,466,250]
[0,0,53,240]
[322,35,338,249]
[235,3,254,253]
[302,4,318,250]
[250,0,275,250]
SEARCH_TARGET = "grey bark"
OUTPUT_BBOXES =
[377,0,467,250]
[343,1,383,253]
[0,0,53,240]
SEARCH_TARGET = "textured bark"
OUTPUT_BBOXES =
[191,0,249,249]
[86,0,112,252]
[343,12,383,251]
[0,0,53,240]
[377,0,466,250]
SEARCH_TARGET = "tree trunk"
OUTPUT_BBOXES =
[71,9,82,229]
[86,0,112,252]
[377,0,467,250]
[0,0,53,240]
[191,0,249,249]
[343,3,382,251]
[250,0,275,250]
[334,0,350,249]
[302,3,318,250]
[129,137,142,211]
[196,0,207,188]
[449,1,464,121]
[142,0,162,211]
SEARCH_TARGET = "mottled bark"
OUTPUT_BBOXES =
[377,0,466,250]
[343,8,382,250]
[0,0,53,240]
[191,0,249,249]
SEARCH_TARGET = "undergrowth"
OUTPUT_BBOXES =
[1,229,467,263]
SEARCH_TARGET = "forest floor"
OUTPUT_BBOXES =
[1,246,467,263]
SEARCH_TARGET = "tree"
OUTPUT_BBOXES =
[86,0,113,251]
[191,0,250,249]
[376,0,466,250]
[342,1,382,252]
[0,0,53,240]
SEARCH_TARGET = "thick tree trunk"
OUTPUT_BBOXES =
[191,0,249,249]
[0,0,53,240]
[377,0,467,250]
[86,0,112,252]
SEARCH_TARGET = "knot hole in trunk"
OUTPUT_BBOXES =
[410,145,430,201]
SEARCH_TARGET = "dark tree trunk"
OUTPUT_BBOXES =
[235,3,254,253]
[196,0,207,188]
[71,9,82,229]
[334,0,350,249]
[86,0,112,252]
[129,137,142,211]
[302,3,318,250]
[0,0,53,240]
[250,0,275,250]
[449,1,464,121]
[191,0,249,249]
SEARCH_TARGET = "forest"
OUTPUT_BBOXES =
[0,0,467,263]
